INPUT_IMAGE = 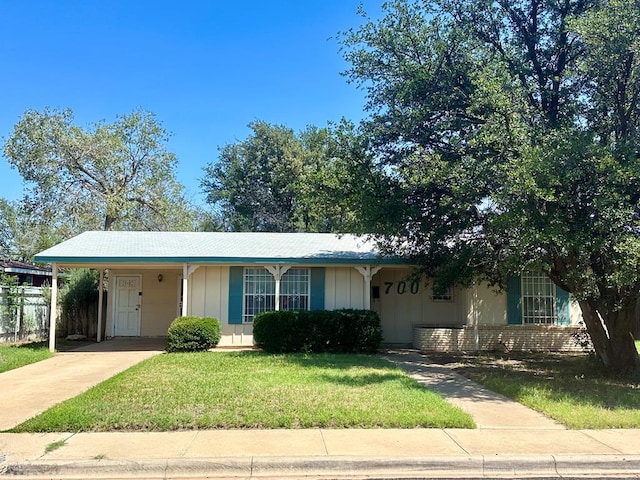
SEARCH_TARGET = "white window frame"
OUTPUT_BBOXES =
[242,267,310,323]
[278,268,310,312]
[243,268,276,324]
[521,272,557,324]
[432,285,454,302]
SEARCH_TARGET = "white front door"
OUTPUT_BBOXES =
[114,275,141,336]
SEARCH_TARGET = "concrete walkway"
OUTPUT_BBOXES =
[1,343,639,478]
[0,338,164,431]
[382,350,565,429]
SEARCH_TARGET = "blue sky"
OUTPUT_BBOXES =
[0,1,382,205]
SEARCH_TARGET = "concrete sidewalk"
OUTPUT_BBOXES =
[2,429,640,478]
[1,344,639,478]
[0,338,164,431]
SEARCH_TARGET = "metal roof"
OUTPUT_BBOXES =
[34,231,400,266]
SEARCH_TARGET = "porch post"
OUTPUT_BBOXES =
[97,269,104,342]
[355,266,381,310]
[265,265,290,311]
[181,264,189,317]
[48,263,58,352]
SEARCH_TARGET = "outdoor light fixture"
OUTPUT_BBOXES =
[157,274,163,283]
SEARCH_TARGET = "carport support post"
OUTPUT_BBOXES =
[48,263,58,352]
[181,264,189,317]
[355,266,381,310]
[97,269,104,342]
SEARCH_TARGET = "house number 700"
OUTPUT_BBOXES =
[384,281,420,295]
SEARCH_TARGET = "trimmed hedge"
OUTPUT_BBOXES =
[166,316,221,352]
[253,309,382,354]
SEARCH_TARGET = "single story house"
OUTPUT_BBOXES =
[34,231,584,352]
[0,259,53,287]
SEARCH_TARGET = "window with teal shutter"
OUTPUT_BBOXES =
[309,267,325,310]
[228,266,243,325]
[509,273,571,326]
[507,276,522,325]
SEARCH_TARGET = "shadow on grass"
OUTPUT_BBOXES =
[223,350,414,387]
[431,351,640,411]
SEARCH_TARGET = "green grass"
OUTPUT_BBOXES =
[434,349,640,429]
[0,341,53,373]
[10,352,474,432]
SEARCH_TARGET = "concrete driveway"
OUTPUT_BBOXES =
[0,338,165,431]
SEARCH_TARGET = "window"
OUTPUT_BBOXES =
[279,268,309,311]
[521,272,556,324]
[243,268,276,323]
[242,268,310,323]
[432,285,453,302]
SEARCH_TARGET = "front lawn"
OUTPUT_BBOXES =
[0,341,52,373]
[433,349,640,429]
[11,352,474,432]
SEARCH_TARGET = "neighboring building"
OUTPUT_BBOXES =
[0,259,52,342]
[34,231,585,351]
[0,259,52,287]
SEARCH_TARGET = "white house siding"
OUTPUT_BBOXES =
[371,268,466,345]
[106,269,180,338]
[324,267,365,310]
[414,281,588,353]
[187,265,252,347]
[465,282,507,327]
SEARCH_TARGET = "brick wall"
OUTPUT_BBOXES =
[413,325,590,353]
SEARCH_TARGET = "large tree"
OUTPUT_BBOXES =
[341,0,640,372]
[202,120,377,233]
[0,199,60,261]
[4,108,194,234]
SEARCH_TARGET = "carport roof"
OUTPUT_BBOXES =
[34,231,401,266]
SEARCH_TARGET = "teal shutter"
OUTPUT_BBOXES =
[556,286,570,326]
[507,276,522,325]
[309,267,325,311]
[228,266,243,325]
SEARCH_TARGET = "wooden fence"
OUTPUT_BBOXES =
[0,285,50,342]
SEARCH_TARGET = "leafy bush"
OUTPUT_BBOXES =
[253,309,382,354]
[59,269,100,338]
[166,316,221,352]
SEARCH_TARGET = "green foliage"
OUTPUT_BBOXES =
[59,269,100,338]
[0,341,53,373]
[3,108,195,238]
[449,351,640,429]
[0,272,25,336]
[201,119,376,233]
[11,352,474,431]
[166,316,221,352]
[339,0,640,372]
[253,309,382,354]
[0,199,60,261]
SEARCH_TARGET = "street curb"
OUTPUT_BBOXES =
[3,455,640,479]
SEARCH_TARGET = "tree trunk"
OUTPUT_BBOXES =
[104,214,116,231]
[579,299,640,373]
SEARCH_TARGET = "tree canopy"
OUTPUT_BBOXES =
[201,119,380,233]
[340,0,640,372]
[3,108,194,237]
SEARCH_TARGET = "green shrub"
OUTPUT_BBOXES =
[253,309,382,354]
[166,316,221,352]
